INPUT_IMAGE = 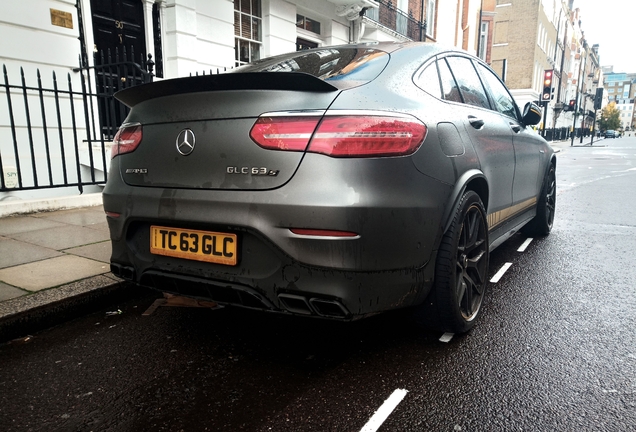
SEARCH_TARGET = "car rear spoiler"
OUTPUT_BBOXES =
[115,72,339,107]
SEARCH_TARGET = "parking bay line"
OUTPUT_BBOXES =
[517,238,533,252]
[490,262,513,283]
[359,389,409,432]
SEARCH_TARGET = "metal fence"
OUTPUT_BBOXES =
[365,0,426,41]
[0,48,153,193]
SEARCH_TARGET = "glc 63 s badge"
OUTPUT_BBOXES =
[227,166,279,176]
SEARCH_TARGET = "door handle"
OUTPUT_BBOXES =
[468,116,484,129]
[509,122,521,133]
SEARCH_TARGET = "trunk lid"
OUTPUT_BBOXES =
[115,73,338,190]
[113,46,390,191]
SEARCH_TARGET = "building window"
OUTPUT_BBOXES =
[478,21,488,60]
[296,14,321,34]
[234,0,262,66]
[296,38,318,51]
[426,0,436,38]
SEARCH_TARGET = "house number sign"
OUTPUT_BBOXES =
[50,9,73,29]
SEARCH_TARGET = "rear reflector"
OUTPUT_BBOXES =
[250,114,427,157]
[290,228,359,238]
[111,123,143,158]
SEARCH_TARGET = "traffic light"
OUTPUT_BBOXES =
[568,99,576,111]
[542,70,554,101]
[594,88,603,110]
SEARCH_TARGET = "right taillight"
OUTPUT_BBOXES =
[111,123,142,159]
[250,114,426,158]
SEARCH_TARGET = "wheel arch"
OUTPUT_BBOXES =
[441,170,489,234]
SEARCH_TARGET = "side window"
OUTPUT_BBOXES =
[445,56,491,110]
[415,62,442,99]
[476,63,519,120]
[438,58,463,103]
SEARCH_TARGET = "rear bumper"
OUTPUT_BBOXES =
[111,262,431,320]
[103,155,450,318]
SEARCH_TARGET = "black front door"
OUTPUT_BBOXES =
[91,0,146,60]
[90,0,147,138]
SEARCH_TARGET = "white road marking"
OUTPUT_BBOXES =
[360,389,409,432]
[439,332,454,343]
[490,262,513,283]
[517,238,533,252]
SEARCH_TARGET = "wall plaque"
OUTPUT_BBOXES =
[50,9,73,29]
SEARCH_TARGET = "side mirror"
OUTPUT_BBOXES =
[522,102,542,126]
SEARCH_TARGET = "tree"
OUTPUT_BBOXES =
[598,102,621,131]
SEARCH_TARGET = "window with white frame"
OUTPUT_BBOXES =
[478,21,488,60]
[234,0,262,66]
[297,14,321,35]
[426,0,436,38]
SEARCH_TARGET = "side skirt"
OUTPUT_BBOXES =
[488,207,536,251]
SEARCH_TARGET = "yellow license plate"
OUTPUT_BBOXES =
[150,226,238,266]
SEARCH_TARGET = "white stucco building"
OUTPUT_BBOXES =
[1,0,489,201]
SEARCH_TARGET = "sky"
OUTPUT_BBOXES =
[572,0,636,73]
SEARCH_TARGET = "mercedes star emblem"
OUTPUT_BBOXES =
[176,129,196,156]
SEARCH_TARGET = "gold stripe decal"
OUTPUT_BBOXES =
[487,197,537,229]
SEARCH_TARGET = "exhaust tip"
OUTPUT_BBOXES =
[309,298,349,319]
[278,294,313,315]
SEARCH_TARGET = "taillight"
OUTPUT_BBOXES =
[250,114,427,157]
[111,123,142,159]
[250,117,321,151]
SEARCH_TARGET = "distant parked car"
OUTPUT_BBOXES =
[104,42,557,333]
[605,130,617,138]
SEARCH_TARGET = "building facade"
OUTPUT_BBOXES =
[2,0,494,200]
[489,0,602,139]
[604,72,636,131]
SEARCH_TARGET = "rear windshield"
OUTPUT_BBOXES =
[233,48,389,87]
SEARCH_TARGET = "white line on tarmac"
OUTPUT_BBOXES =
[439,332,454,343]
[359,389,409,432]
[490,262,513,283]
[517,238,533,252]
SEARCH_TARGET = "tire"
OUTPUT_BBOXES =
[420,190,489,333]
[521,164,556,237]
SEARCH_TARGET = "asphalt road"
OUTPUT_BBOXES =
[1,138,636,432]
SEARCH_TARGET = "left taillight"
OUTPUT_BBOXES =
[249,114,427,158]
[111,123,142,159]
[249,116,321,152]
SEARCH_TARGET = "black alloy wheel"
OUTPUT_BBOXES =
[429,190,489,333]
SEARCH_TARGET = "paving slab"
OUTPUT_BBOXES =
[0,215,66,236]
[85,221,110,232]
[0,237,63,269]
[65,240,112,263]
[0,282,28,301]
[0,255,110,292]
[34,206,106,226]
[8,224,110,250]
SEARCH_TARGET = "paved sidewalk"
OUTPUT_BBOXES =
[0,204,129,341]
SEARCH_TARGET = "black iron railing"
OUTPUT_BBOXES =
[365,1,426,41]
[78,47,155,140]
[0,47,153,193]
